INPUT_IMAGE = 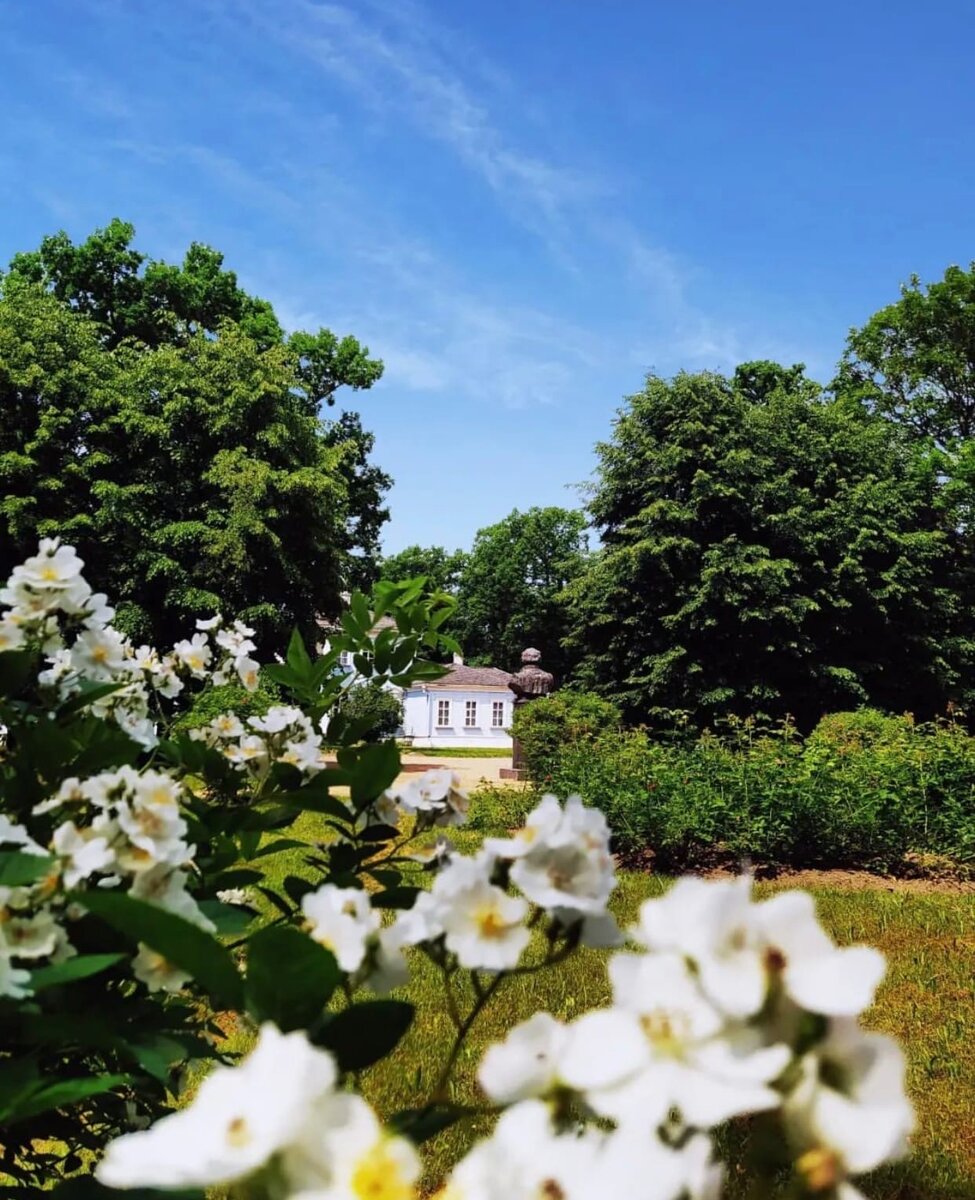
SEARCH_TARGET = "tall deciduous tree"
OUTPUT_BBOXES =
[454,507,589,677]
[839,263,975,446]
[0,222,389,647]
[565,365,966,728]
[378,545,469,593]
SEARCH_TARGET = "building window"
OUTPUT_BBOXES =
[437,699,451,727]
[465,700,478,727]
[491,701,505,727]
[339,650,352,669]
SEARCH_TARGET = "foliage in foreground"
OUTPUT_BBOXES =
[519,704,975,871]
[0,541,914,1199]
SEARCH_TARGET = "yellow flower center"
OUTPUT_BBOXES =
[39,564,61,582]
[796,1148,841,1191]
[91,645,109,663]
[225,1116,252,1148]
[351,1141,414,1200]
[639,1009,689,1055]
[474,906,508,939]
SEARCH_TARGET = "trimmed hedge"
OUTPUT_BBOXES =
[523,708,975,871]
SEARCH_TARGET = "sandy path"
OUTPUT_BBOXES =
[397,753,513,790]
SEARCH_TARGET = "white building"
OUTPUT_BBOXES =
[400,662,514,749]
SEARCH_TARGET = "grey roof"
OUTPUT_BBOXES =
[425,663,513,689]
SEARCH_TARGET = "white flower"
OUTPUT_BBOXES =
[0,908,59,959]
[7,539,84,593]
[389,889,444,948]
[0,953,32,999]
[173,633,212,677]
[249,705,306,734]
[0,813,47,856]
[116,797,189,871]
[132,945,193,994]
[561,952,790,1130]
[70,626,128,680]
[483,792,565,859]
[0,615,25,652]
[785,1018,914,1191]
[132,771,183,809]
[235,655,261,692]
[478,1012,570,1104]
[393,768,469,826]
[440,876,529,971]
[439,1100,598,1200]
[508,796,615,918]
[115,707,158,750]
[301,885,380,972]
[635,877,886,1019]
[210,712,245,739]
[591,1128,722,1200]
[279,737,325,773]
[286,1091,420,1200]
[52,818,116,887]
[95,1024,338,1189]
[216,887,252,906]
[224,734,269,768]
[363,924,410,995]
[196,614,223,631]
[82,592,116,628]
[129,865,215,931]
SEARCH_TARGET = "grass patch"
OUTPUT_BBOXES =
[239,796,975,1198]
[399,746,513,759]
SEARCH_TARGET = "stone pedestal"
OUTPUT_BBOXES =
[508,648,555,777]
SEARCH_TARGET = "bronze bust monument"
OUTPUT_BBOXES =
[508,648,555,772]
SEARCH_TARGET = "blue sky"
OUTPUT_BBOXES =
[2,0,973,552]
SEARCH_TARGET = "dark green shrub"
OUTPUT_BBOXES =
[513,690,621,781]
[542,708,975,871]
[327,680,403,744]
[172,676,281,734]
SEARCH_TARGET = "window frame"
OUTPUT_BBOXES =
[464,700,478,728]
[491,700,505,728]
[436,698,452,727]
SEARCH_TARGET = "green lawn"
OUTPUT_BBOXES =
[399,746,513,759]
[246,798,975,1199]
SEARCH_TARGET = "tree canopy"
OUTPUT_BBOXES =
[564,364,967,729]
[378,545,469,594]
[454,506,589,678]
[0,221,388,648]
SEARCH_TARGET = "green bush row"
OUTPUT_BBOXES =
[515,698,975,870]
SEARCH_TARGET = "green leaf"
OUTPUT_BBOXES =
[57,679,127,717]
[358,823,400,843]
[73,891,244,1010]
[196,900,254,935]
[6,1073,130,1123]
[0,649,35,697]
[29,953,126,991]
[389,1103,468,1145]
[315,999,414,1071]
[286,627,313,679]
[246,926,340,1031]
[130,1034,187,1082]
[342,741,401,807]
[369,887,420,910]
[283,874,316,906]
[0,850,54,887]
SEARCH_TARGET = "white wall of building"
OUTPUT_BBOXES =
[401,687,513,749]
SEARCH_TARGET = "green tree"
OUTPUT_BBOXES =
[455,506,589,678]
[565,365,965,728]
[839,263,975,446]
[0,222,389,647]
[378,544,468,593]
